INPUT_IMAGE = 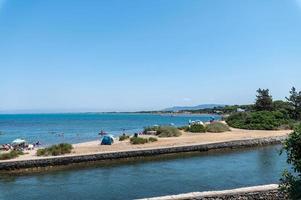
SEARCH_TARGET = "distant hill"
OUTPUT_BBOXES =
[163,104,225,112]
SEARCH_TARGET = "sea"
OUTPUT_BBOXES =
[0,113,220,145]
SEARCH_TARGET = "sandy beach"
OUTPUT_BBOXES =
[72,128,290,154]
[0,128,291,162]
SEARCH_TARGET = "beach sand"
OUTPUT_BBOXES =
[72,128,290,154]
[0,128,290,162]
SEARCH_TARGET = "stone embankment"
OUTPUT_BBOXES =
[137,184,286,200]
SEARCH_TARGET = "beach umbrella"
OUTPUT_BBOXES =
[11,138,26,145]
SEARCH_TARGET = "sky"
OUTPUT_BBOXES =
[0,0,301,113]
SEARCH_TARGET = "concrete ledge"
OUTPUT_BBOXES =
[137,184,286,200]
[0,136,286,171]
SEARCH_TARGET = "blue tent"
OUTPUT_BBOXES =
[101,135,114,145]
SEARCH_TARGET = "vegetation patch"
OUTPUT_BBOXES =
[0,150,24,160]
[225,87,301,130]
[185,124,206,133]
[280,124,301,199]
[119,134,130,141]
[143,126,181,137]
[130,137,158,145]
[130,137,148,144]
[226,111,293,130]
[37,143,73,156]
[178,126,189,130]
[206,122,230,132]
[148,137,158,142]
[181,123,229,133]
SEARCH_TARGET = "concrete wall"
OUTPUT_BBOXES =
[138,184,286,200]
[0,136,286,171]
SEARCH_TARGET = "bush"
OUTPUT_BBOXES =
[148,137,158,142]
[0,150,23,160]
[119,134,130,141]
[157,126,181,137]
[206,122,230,133]
[143,126,181,137]
[178,126,189,130]
[143,126,160,134]
[130,137,149,145]
[37,143,73,156]
[186,124,206,133]
[130,136,158,145]
[226,111,292,130]
[280,124,301,199]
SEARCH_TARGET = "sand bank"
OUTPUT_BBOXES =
[0,128,290,166]
[71,128,290,155]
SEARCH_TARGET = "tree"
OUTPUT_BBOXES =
[254,88,273,111]
[286,87,301,120]
[280,124,301,199]
[273,100,291,111]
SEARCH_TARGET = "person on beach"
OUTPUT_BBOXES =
[99,130,106,136]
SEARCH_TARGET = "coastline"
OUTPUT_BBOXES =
[1,128,290,162]
[0,134,288,172]
[71,128,289,155]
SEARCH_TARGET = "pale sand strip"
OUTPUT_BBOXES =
[0,128,291,163]
[136,184,279,200]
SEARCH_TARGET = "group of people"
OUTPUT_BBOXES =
[0,141,41,152]
[0,144,12,151]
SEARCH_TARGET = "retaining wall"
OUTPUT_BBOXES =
[137,184,286,200]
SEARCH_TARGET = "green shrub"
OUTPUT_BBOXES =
[119,134,130,141]
[143,126,159,134]
[148,137,158,142]
[157,126,181,137]
[130,137,149,145]
[130,136,158,144]
[143,126,181,137]
[226,111,292,130]
[278,122,298,130]
[206,122,230,133]
[186,124,206,133]
[37,143,73,156]
[0,150,24,160]
[36,149,46,156]
[280,124,301,199]
[178,126,189,130]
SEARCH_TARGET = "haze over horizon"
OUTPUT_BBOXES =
[1,0,301,113]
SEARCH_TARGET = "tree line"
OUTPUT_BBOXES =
[225,87,300,130]
[255,87,301,120]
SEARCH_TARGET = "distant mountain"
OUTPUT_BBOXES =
[163,104,225,112]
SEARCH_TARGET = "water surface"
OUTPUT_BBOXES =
[0,145,288,200]
[0,113,219,145]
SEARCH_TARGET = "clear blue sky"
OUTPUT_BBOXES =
[0,0,301,113]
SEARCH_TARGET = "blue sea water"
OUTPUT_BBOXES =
[0,145,288,200]
[0,113,219,145]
